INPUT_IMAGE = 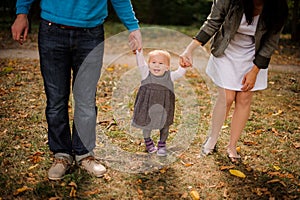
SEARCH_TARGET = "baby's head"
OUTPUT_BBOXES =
[147,50,171,76]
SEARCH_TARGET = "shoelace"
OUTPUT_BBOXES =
[53,158,70,167]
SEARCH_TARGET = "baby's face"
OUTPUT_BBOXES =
[148,54,170,76]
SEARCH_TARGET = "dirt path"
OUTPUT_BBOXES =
[1,48,299,73]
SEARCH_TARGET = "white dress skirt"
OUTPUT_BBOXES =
[206,14,268,91]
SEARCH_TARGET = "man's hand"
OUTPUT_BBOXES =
[11,14,29,45]
[128,29,142,52]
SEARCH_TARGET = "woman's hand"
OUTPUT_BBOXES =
[179,39,202,68]
[179,50,193,68]
[241,65,260,91]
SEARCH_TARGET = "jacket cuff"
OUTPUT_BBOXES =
[253,54,270,69]
[193,30,211,46]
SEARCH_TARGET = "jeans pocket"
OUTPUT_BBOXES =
[86,25,104,39]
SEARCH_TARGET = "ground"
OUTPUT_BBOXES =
[0,27,299,200]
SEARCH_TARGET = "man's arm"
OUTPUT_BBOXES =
[11,0,35,45]
[110,0,142,51]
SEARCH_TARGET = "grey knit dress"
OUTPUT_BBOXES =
[132,71,175,130]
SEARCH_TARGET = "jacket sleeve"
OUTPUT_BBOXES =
[194,0,231,45]
[254,29,282,69]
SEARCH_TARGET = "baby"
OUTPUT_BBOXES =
[132,49,187,156]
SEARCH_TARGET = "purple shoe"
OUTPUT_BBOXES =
[157,141,167,156]
[145,139,157,153]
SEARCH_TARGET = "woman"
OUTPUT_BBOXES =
[180,0,288,163]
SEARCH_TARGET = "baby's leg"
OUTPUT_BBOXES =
[159,127,169,143]
[143,129,152,140]
[143,129,157,153]
[157,127,169,156]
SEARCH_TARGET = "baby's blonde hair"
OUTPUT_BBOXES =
[148,50,171,66]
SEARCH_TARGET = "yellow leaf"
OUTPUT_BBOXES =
[28,164,39,170]
[190,190,200,200]
[229,169,246,178]
[69,187,76,198]
[13,186,32,196]
[273,165,281,171]
[236,146,241,153]
[272,110,283,116]
[106,67,114,72]
[69,181,77,188]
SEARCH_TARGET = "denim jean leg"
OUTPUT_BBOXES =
[38,20,73,155]
[71,25,104,156]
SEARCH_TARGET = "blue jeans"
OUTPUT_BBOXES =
[38,19,104,156]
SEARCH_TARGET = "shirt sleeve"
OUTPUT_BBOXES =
[16,0,36,14]
[171,66,186,81]
[136,50,149,80]
[110,0,140,32]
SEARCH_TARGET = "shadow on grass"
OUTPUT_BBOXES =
[214,153,300,199]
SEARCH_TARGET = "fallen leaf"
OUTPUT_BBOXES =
[48,197,61,200]
[137,188,143,195]
[159,167,168,174]
[229,169,246,178]
[273,165,281,171]
[28,164,39,170]
[84,188,100,196]
[69,181,77,188]
[13,186,32,196]
[254,129,263,135]
[293,142,300,149]
[181,192,188,198]
[220,165,235,171]
[272,127,279,134]
[243,140,257,146]
[223,188,229,198]
[103,173,111,182]
[267,179,281,184]
[190,190,200,200]
[272,110,283,116]
[180,160,194,167]
[69,187,76,198]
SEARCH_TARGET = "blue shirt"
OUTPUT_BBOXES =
[16,0,139,31]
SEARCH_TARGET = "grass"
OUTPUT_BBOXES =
[0,22,300,199]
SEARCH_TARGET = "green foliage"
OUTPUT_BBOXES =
[107,0,213,26]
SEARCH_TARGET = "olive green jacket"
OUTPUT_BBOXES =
[194,0,283,69]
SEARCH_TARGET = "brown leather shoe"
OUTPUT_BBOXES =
[79,156,106,177]
[48,157,72,180]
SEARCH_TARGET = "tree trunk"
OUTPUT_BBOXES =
[291,0,300,41]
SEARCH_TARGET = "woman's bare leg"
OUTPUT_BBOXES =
[202,88,235,154]
[227,91,253,158]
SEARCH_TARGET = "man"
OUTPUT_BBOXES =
[11,0,142,180]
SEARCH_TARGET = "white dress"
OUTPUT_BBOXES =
[206,14,268,91]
